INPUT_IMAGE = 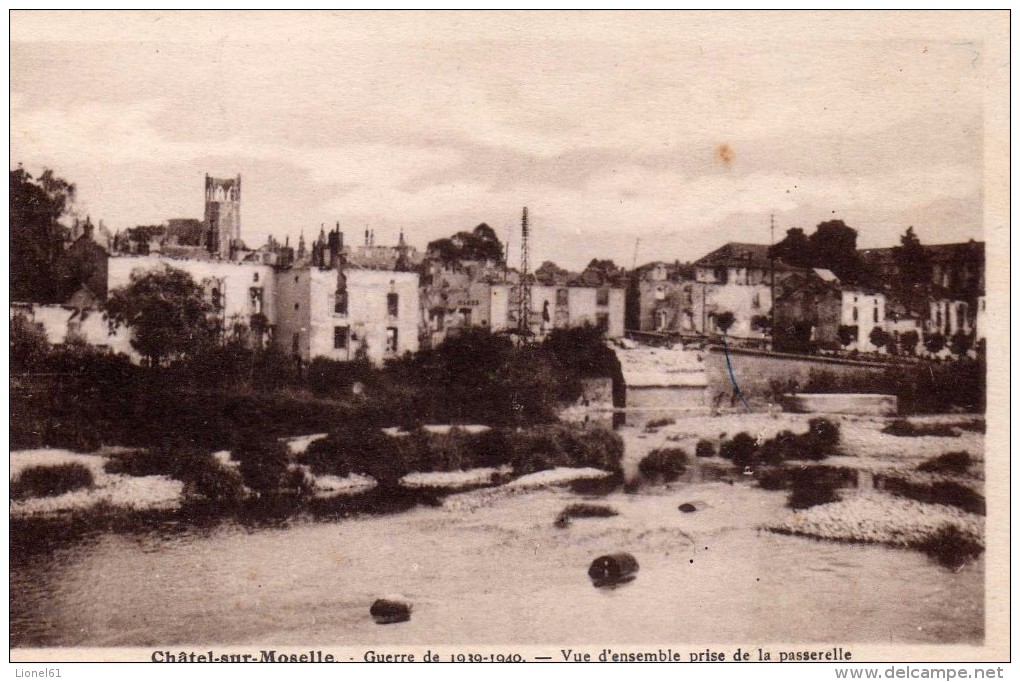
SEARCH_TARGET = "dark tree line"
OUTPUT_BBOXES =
[768,219,869,284]
[427,223,504,263]
[10,167,76,302]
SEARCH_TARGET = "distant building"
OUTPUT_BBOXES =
[203,175,242,259]
[685,242,802,340]
[54,217,109,306]
[630,261,694,333]
[276,266,419,365]
[840,288,887,352]
[420,259,504,348]
[861,239,984,345]
[489,282,626,338]
[108,254,277,352]
[773,270,842,353]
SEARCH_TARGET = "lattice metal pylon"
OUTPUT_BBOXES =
[517,206,532,338]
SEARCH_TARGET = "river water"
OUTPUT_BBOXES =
[10,482,982,648]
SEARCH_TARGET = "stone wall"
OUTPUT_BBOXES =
[703,345,888,407]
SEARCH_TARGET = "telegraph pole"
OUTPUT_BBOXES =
[517,207,532,338]
[769,213,776,350]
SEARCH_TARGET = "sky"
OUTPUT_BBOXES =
[9,11,995,271]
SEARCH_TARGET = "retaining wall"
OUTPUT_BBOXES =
[703,346,890,407]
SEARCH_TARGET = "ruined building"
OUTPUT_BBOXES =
[203,174,242,259]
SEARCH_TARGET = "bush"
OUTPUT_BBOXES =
[787,466,854,509]
[103,440,246,505]
[807,417,840,448]
[300,425,390,478]
[695,439,715,458]
[756,467,790,491]
[880,476,985,515]
[950,419,985,433]
[758,431,791,465]
[234,436,293,495]
[469,428,517,469]
[758,429,827,464]
[12,463,94,499]
[422,427,476,471]
[638,448,688,482]
[44,419,102,453]
[183,458,244,506]
[917,451,973,475]
[882,420,959,438]
[509,425,624,477]
[914,524,984,569]
[803,359,985,415]
[554,501,619,528]
[558,503,618,519]
[720,432,757,468]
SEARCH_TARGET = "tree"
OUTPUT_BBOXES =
[868,326,889,351]
[924,332,946,356]
[578,259,623,287]
[808,220,864,284]
[104,266,216,367]
[714,311,736,336]
[837,325,858,349]
[768,228,812,268]
[893,227,932,292]
[535,260,570,285]
[900,330,920,356]
[751,314,772,334]
[10,312,51,372]
[426,223,504,264]
[10,167,76,302]
[949,330,973,357]
[235,436,292,496]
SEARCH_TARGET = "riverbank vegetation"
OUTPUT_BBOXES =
[12,317,621,455]
[799,359,984,414]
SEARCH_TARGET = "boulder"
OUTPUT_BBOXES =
[588,552,639,587]
[370,596,412,624]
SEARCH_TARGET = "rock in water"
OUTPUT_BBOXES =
[588,553,639,587]
[678,500,709,513]
[370,596,412,624]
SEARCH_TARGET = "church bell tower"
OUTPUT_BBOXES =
[204,174,241,258]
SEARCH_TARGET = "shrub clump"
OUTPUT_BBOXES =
[787,466,855,510]
[917,451,973,475]
[183,459,245,506]
[638,448,688,482]
[882,419,959,438]
[949,419,985,433]
[695,439,715,458]
[12,463,94,499]
[644,417,675,432]
[720,432,757,468]
[105,441,245,505]
[914,524,984,570]
[756,467,791,491]
[554,502,619,528]
[807,417,840,448]
[301,423,624,486]
[879,475,985,515]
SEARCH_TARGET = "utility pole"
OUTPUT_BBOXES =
[632,237,640,270]
[517,207,532,339]
[769,213,776,350]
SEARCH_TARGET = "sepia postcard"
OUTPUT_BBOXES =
[8,10,1010,671]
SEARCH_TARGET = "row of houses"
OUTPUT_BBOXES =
[633,241,985,356]
[14,173,984,365]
